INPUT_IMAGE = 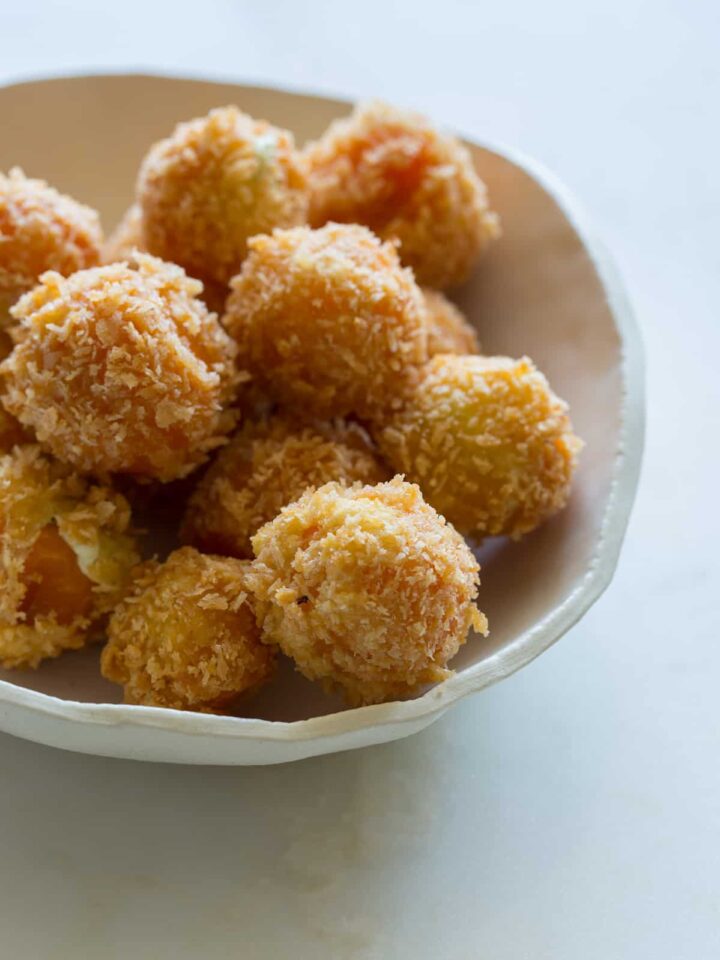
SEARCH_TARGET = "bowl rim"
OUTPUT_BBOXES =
[0,70,645,745]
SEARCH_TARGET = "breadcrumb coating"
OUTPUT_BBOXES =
[182,414,389,559]
[137,106,309,286]
[224,223,427,418]
[102,547,276,711]
[374,355,582,539]
[249,477,487,705]
[0,446,140,668]
[423,288,480,357]
[0,168,102,325]
[303,102,499,289]
[1,253,240,481]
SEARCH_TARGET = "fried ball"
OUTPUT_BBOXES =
[303,101,499,289]
[102,547,276,711]
[374,355,582,540]
[423,289,480,357]
[0,168,102,325]
[224,224,427,419]
[1,253,240,481]
[137,106,309,286]
[0,446,140,668]
[249,477,487,705]
[182,414,389,558]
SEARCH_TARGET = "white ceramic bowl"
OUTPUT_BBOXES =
[0,73,644,765]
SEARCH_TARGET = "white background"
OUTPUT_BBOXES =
[2,1,719,957]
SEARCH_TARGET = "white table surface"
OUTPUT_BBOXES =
[2,1,718,957]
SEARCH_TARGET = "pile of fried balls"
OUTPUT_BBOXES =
[0,101,581,711]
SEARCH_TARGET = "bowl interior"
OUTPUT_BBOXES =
[0,75,624,722]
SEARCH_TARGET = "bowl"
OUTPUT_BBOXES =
[0,72,644,765]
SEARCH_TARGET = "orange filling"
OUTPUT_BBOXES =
[21,524,93,625]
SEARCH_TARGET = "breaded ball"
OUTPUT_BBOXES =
[101,547,276,711]
[303,101,499,289]
[0,167,102,325]
[1,253,239,481]
[423,289,480,357]
[249,477,487,705]
[224,224,427,418]
[182,414,389,558]
[0,446,139,668]
[374,355,582,540]
[137,106,309,286]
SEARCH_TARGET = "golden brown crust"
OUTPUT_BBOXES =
[374,355,582,539]
[102,547,276,711]
[249,477,487,705]
[137,106,309,286]
[0,168,103,326]
[0,446,139,668]
[223,223,427,419]
[182,414,389,558]
[422,289,480,357]
[303,101,499,289]
[1,253,240,481]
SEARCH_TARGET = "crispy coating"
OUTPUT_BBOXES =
[224,224,427,418]
[0,168,102,325]
[182,414,389,558]
[423,289,480,357]
[374,355,582,539]
[249,477,487,705]
[137,106,309,286]
[0,446,139,668]
[1,253,240,481]
[102,547,276,711]
[303,102,499,289]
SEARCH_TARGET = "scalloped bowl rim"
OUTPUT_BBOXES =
[0,71,645,751]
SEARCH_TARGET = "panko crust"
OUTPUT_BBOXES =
[1,253,240,481]
[422,289,480,357]
[249,477,487,705]
[303,101,500,289]
[102,547,276,711]
[137,106,309,286]
[223,223,428,419]
[0,168,103,325]
[182,414,389,558]
[375,355,583,539]
[0,446,139,668]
